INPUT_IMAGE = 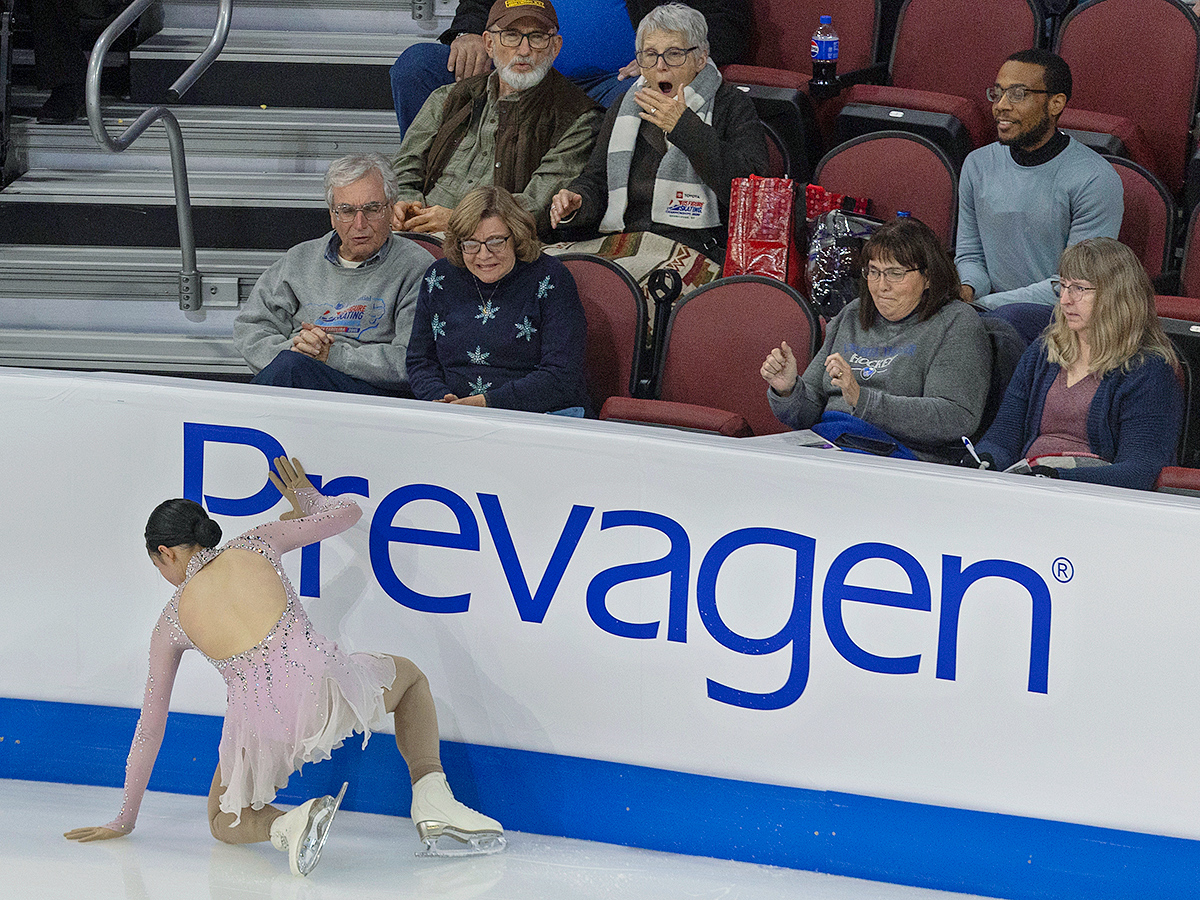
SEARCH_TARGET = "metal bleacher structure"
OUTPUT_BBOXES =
[0,0,454,376]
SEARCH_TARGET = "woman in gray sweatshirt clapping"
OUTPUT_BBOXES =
[761,217,991,462]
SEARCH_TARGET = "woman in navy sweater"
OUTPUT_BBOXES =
[407,187,589,414]
[975,238,1182,490]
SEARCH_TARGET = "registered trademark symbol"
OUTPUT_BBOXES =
[1052,558,1074,583]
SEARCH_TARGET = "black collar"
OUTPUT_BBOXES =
[1009,129,1070,168]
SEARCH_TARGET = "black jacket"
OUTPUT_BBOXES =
[558,80,768,257]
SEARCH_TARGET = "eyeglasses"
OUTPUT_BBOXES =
[332,202,388,223]
[461,234,512,255]
[489,29,554,50]
[635,46,699,68]
[1051,278,1097,299]
[986,85,1051,103]
[863,265,920,284]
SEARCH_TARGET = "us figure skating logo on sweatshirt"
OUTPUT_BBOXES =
[315,297,387,338]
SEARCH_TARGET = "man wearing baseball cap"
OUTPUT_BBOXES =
[391,0,603,237]
[389,0,750,139]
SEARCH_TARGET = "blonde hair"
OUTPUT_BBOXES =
[444,186,540,269]
[1046,238,1176,376]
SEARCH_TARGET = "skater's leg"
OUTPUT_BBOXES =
[382,655,444,784]
[207,766,282,844]
[381,655,505,855]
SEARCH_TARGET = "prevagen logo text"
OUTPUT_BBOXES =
[184,423,1052,711]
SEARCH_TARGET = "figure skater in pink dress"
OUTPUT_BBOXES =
[65,457,505,874]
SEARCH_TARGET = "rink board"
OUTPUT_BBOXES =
[1,368,1198,899]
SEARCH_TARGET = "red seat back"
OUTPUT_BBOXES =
[1108,157,1174,280]
[744,0,880,76]
[814,131,958,246]
[656,275,820,437]
[891,0,1041,103]
[1055,0,1199,192]
[558,253,647,413]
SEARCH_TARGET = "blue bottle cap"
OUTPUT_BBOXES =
[897,210,911,217]
[820,15,832,23]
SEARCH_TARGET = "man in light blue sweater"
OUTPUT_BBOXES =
[235,154,433,396]
[955,50,1122,311]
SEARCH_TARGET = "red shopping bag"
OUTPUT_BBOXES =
[723,175,799,286]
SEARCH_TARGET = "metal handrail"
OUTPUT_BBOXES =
[86,0,234,310]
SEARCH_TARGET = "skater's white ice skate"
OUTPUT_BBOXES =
[410,772,506,857]
[269,781,348,875]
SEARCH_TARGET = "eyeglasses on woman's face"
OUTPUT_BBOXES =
[863,264,921,285]
[635,46,698,68]
[461,234,512,255]
[1051,278,1097,300]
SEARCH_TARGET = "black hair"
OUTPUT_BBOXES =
[145,498,222,554]
[1004,48,1072,101]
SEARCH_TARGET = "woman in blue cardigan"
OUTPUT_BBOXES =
[407,186,589,415]
[975,238,1182,490]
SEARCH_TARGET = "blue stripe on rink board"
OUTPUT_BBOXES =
[2,696,1196,900]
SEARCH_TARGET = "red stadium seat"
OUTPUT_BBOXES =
[557,253,648,414]
[1054,0,1199,193]
[399,231,445,259]
[600,275,820,437]
[839,0,1043,153]
[1108,157,1175,282]
[728,0,881,81]
[813,131,958,247]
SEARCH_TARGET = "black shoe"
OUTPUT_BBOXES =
[36,84,86,124]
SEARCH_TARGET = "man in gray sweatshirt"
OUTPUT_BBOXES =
[235,153,433,396]
[955,49,1122,310]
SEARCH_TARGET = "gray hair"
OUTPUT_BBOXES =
[635,3,709,57]
[323,153,399,207]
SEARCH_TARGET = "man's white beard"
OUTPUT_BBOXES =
[498,55,553,92]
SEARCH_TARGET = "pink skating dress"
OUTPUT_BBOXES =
[106,489,396,832]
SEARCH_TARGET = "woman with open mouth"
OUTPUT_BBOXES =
[546,3,768,297]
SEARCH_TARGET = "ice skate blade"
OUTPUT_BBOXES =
[296,781,348,876]
[415,824,507,858]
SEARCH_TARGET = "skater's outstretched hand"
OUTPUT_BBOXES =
[269,456,315,521]
[64,826,125,842]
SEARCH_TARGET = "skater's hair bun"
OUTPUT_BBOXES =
[145,499,222,553]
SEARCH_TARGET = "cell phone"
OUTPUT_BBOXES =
[832,432,897,456]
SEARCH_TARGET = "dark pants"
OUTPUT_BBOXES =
[32,0,87,89]
[251,351,401,397]
[389,42,631,137]
[981,303,1055,346]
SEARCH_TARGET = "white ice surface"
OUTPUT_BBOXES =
[3,779,998,900]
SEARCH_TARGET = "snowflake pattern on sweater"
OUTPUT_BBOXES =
[406,254,588,412]
[515,317,538,341]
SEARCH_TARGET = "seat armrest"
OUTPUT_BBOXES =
[600,397,754,437]
[1155,466,1200,495]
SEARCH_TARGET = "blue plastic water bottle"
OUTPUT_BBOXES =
[810,15,839,88]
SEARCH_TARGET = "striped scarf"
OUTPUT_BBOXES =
[599,61,722,233]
